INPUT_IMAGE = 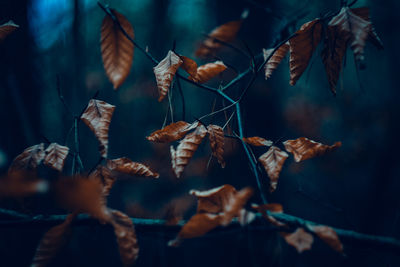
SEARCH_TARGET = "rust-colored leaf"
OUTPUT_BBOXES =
[188,61,227,84]
[243,136,273,147]
[258,146,288,192]
[81,99,116,158]
[207,124,225,168]
[283,137,341,162]
[0,21,19,42]
[0,171,48,197]
[153,50,183,102]
[179,55,198,77]
[351,7,383,49]
[31,213,76,267]
[263,43,289,80]
[107,157,159,178]
[89,165,115,201]
[110,209,139,266]
[146,121,197,143]
[8,143,45,173]
[101,9,134,89]
[251,203,283,214]
[283,228,313,253]
[170,124,207,178]
[308,225,343,253]
[289,19,322,86]
[43,143,69,172]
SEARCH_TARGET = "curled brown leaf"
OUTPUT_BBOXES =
[107,157,159,178]
[146,121,197,143]
[258,146,288,192]
[207,124,225,168]
[283,137,341,162]
[263,42,289,80]
[8,143,45,173]
[188,61,227,84]
[308,225,343,253]
[282,228,313,253]
[243,136,273,147]
[43,143,69,172]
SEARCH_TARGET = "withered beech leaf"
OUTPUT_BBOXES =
[146,121,198,143]
[0,21,19,42]
[0,171,48,197]
[8,143,45,173]
[43,143,69,172]
[263,43,289,80]
[283,137,341,162]
[351,7,383,49]
[81,99,116,158]
[179,55,198,77]
[110,209,139,267]
[207,125,225,168]
[89,165,115,202]
[308,225,343,253]
[283,228,313,253]
[243,136,273,147]
[258,146,288,192]
[31,213,76,267]
[289,19,322,86]
[101,9,134,89]
[188,61,227,84]
[251,203,283,214]
[153,50,183,102]
[170,124,207,178]
[107,157,159,178]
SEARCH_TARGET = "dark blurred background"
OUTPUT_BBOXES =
[0,0,400,266]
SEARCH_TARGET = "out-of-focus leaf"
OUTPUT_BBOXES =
[207,125,225,168]
[31,213,76,267]
[101,9,134,89]
[238,209,256,226]
[252,203,286,227]
[107,157,159,178]
[8,143,45,173]
[153,50,183,102]
[283,137,341,162]
[146,121,197,143]
[351,7,383,49]
[0,21,19,42]
[170,124,207,178]
[308,225,343,253]
[81,99,116,158]
[43,143,69,172]
[258,146,288,192]
[188,61,227,84]
[263,43,289,80]
[0,171,48,198]
[282,228,313,253]
[243,136,273,147]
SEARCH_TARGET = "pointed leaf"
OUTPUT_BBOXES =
[243,136,273,147]
[188,61,227,83]
[43,143,69,172]
[283,228,313,253]
[258,146,288,192]
[263,43,289,80]
[146,121,197,143]
[107,157,159,178]
[0,21,19,42]
[283,137,341,162]
[89,165,115,203]
[251,203,283,214]
[179,55,198,77]
[207,125,225,168]
[101,9,134,89]
[351,7,383,49]
[308,225,343,253]
[8,143,45,173]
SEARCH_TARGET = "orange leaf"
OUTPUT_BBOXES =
[0,21,19,42]
[146,121,197,143]
[188,61,227,84]
[0,171,48,198]
[179,55,198,77]
[263,43,289,80]
[283,137,341,162]
[31,213,76,267]
[153,50,183,102]
[243,136,273,147]
[207,125,225,168]
[251,203,283,214]
[283,228,313,253]
[43,143,69,172]
[81,99,116,158]
[289,19,322,86]
[101,9,134,89]
[170,124,207,178]
[89,165,115,202]
[8,143,45,173]
[258,146,288,192]
[107,157,159,178]
[110,209,139,266]
[308,225,343,253]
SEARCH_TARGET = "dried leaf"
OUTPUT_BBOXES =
[263,43,289,80]
[251,203,283,214]
[81,99,116,158]
[258,146,288,192]
[89,165,115,201]
[283,228,313,253]
[238,209,256,226]
[146,121,197,143]
[107,157,159,178]
[289,19,322,86]
[351,7,383,49]
[43,143,69,172]
[283,137,341,162]
[31,213,76,267]
[308,225,343,253]
[207,125,225,168]
[110,209,139,266]
[153,50,183,102]
[243,136,273,147]
[170,124,207,178]
[8,143,45,173]
[179,55,198,77]
[188,61,227,83]
[0,171,48,197]
[101,9,134,89]
[0,21,19,42]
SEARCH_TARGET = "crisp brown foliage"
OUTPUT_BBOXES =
[283,137,341,162]
[89,165,115,200]
[146,121,197,143]
[188,61,227,84]
[153,50,183,102]
[0,21,19,42]
[81,99,116,158]
[179,55,198,77]
[207,125,225,168]
[263,43,289,80]
[107,157,159,178]
[283,228,313,253]
[43,143,69,172]
[101,9,134,89]
[243,136,273,147]
[8,143,45,173]
[258,146,288,192]
[308,225,343,253]
[170,124,207,178]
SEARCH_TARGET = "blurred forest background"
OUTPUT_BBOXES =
[0,0,400,266]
